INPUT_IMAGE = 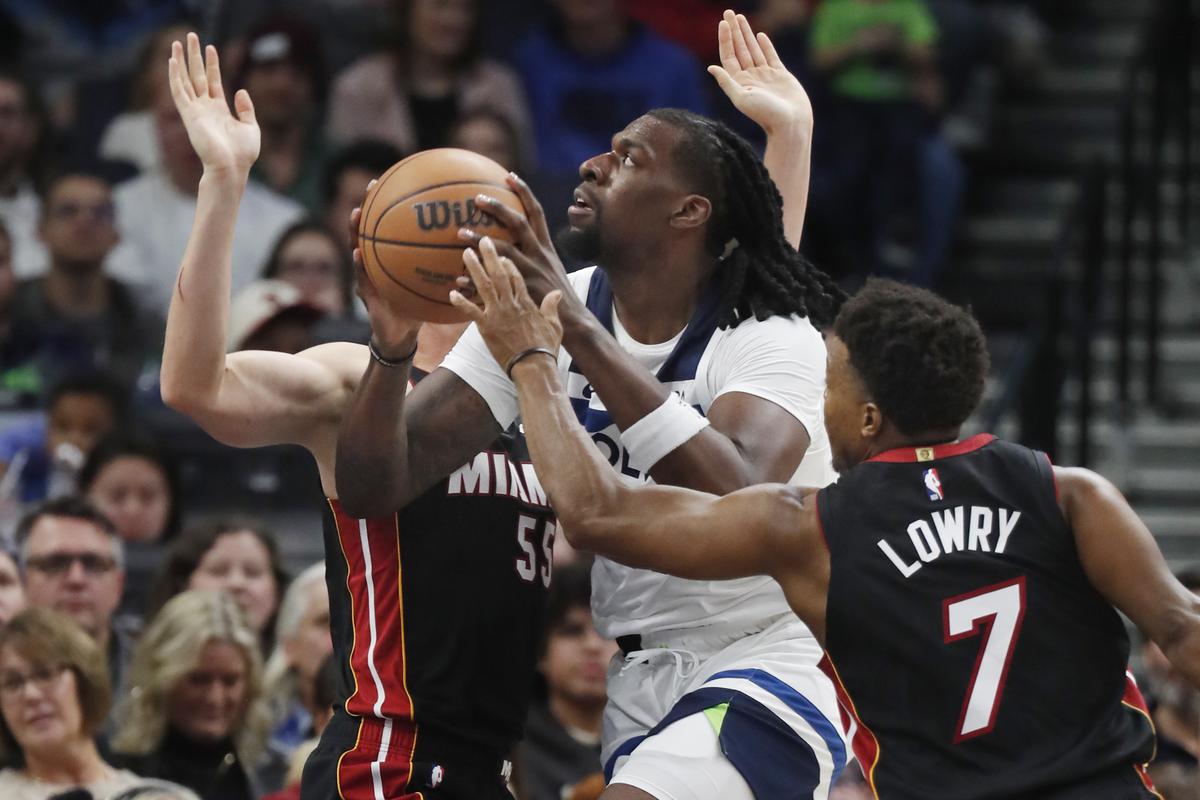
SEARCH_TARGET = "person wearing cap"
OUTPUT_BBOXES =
[227,279,325,354]
[238,17,333,213]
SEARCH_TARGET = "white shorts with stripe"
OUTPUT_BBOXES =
[602,614,849,799]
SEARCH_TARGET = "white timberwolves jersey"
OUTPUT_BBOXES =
[441,266,837,637]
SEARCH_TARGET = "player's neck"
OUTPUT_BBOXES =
[606,253,713,344]
[866,427,962,460]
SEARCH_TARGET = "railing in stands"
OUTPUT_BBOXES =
[1116,0,1196,414]
[996,0,1195,467]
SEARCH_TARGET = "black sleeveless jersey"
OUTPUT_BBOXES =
[322,419,556,756]
[816,434,1157,799]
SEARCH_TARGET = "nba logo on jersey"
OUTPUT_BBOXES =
[923,468,944,501]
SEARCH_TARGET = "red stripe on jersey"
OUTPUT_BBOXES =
[1133,763,1164,799]
[868,434,996,464]
[1121,672,1163,798]
[819,654,881,798]
[336,717,424,800]
[329,500,415,721]
[1121,671,1160,762]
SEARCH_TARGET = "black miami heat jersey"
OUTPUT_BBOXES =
[322,417,556,757]
[817,434,1157,799]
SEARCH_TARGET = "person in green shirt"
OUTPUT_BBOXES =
[811,0,940,104]
[809,0,962,287]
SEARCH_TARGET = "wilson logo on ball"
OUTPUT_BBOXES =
[413,199,500,232]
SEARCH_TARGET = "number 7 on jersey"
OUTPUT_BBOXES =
[943,577,1027,742]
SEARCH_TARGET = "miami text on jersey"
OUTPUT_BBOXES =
[445,450,551,509]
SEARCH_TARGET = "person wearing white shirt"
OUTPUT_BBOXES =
[107,75,302,315]
[0,73,48,279]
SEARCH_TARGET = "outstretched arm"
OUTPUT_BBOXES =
[1060,467,1200,687]
[709,10,814,248]
[159,33,361,450]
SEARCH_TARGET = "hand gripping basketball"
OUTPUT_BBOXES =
[449,237,563,374]
[457,174,574,308]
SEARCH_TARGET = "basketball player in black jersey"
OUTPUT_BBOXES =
[159,34,551,800]
[159,22,818,800]
[451,244,1200,799]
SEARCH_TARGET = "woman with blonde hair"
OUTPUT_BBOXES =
[261,561,332,756]
[112,590,280,800]
[0,608,147,798]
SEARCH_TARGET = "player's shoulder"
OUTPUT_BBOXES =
[713,312,826,354]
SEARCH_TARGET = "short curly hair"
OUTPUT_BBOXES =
[833,279,989,436]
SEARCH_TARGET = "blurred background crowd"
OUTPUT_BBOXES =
[0,0,1193,798]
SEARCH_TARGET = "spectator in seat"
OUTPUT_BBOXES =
[107,65,303,316]
[450,108,523,173]
[0,374,123,507]
[0,69,48,280]
[6,170,162,392]
[0,608,164,798]
[80,430,181,547]
[320,140,403,256]
[517,561,616,800]
[260,653,338,800]
[0,548,25,627]
[238,17,333,213]
[261,221,368,345]
[15,497,137,708]
[146,519,287,650]
[261,562,332,758]
[225,278,326,355]
[810,0,964,287]
[112,590,280,800]
[99,24,191,175]
[512,0,710,175]
[80,429,183,618]
[327,0,533,163]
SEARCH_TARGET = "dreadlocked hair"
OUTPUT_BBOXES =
[646,108,845,329]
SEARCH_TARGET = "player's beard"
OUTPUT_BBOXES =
[555,211,603,265]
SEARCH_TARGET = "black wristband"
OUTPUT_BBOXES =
[369,338,418,368]
[505,347,557,379]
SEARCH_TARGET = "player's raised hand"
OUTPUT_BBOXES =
[168,32,260,177]
[450,237,563,372]
[708,10,813,134]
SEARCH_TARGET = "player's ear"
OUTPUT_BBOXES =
[861,402,883,439]
[669,194,711,230]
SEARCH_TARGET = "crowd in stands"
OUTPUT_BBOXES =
[0,1,1186,800]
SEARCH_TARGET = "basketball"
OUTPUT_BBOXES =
[357,148,525,323]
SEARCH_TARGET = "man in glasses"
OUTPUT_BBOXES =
[7,170,162,391]
[15,496,134,707]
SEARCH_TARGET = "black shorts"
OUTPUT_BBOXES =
[300,711,514,800]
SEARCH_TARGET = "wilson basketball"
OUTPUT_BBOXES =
[357,148,524,323]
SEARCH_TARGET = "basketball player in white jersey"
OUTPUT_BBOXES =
[337,12,848,799]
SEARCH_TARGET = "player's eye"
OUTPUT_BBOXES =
[621,153,635,167]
